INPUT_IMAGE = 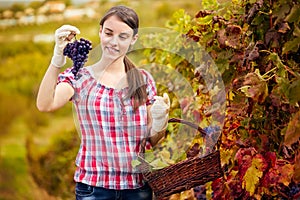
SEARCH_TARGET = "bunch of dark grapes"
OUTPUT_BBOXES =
[289,182,300,199]
[193,185,207,200]
[63,38,92,76]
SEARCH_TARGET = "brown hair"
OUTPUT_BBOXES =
[100,5,147,110]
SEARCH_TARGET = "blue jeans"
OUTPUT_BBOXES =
[75,182,153,200]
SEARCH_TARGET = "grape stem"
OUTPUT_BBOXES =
[66,32,76,41]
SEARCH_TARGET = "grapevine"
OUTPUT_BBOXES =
[63,38,92,76]
[140,0,300,199]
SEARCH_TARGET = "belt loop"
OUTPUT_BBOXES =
[115,190,121,200]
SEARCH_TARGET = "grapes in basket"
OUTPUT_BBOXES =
[63,38,92,76]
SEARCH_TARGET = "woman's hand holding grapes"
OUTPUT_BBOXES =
[51,25,80,68]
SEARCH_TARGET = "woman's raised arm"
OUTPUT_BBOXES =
[36,25,80,112]
[36,65,74,112]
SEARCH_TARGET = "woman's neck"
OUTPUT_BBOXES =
[91,57,127,89]
[95,56,125,73]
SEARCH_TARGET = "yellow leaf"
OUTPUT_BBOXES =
[228,90,235,101]
[180,189,195,200]
[159,149,171,159]
[242,157,264,196]
[221,149,233,166]
[159,149,175,165]
[239,85,251,96]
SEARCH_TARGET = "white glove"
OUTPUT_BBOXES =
[150,93,170,134]
[51,25,80,68]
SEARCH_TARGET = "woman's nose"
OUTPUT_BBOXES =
[109,35,118,45]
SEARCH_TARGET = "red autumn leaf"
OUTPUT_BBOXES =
[262,159,294,188]
[239,155,253,181]
[259,134,270,151]
[264,151,277,168]
[253,154,269,172]
[235,148,259,181]
[212,178,232,199]
[235,147,257,166]
[261,167,279,187]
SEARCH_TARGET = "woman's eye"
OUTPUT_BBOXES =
[119,34,130,40]
[105,32,112,36]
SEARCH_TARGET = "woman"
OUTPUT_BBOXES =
[36,5,170,200]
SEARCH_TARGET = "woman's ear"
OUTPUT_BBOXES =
[99,26,103,37]
[131,34,138,45]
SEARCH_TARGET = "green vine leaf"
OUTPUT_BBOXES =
[288,79,300,105]
[144,149,155,163]
[265,52,287,78]
[131,159,141,168]
[282,37,300,54]
[149,158,170,170]
[201,0,219,10]
[275,76,290,100]
[285,4,300,23]
[293,24,300,37]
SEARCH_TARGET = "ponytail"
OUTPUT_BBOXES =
[124,56,147,111]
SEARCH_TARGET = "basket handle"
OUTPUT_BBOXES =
[168,118,207,137]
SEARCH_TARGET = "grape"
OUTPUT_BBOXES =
[63,38,92,76]
[289,182,300,197]
[193,185,207,200]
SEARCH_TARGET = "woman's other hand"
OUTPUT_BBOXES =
[150,93,170,133]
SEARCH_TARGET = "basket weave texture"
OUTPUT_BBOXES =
[143,150,222,199]
[140,118,223,199]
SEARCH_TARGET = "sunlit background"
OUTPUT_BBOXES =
[0,0,202,199]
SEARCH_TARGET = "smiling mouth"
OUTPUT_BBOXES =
[106,47,119,54]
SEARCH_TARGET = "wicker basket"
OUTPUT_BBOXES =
[140,118,223,200]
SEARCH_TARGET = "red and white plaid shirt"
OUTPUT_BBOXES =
[58,66,156,190]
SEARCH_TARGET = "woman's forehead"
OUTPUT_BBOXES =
[102,15,133,34]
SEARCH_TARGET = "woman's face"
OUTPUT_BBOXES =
[99,15,138,60]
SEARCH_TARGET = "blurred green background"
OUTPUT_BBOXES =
[0,0,201,199]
